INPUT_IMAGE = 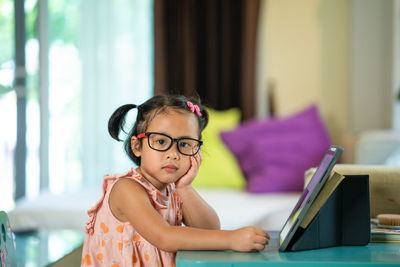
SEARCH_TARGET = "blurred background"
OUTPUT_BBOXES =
[0,0,153,211]
[1,0,400,211]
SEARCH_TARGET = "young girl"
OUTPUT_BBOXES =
[81,95,270,266]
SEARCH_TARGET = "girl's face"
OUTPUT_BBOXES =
[131,109,200,192]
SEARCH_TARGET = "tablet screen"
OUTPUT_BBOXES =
[279,149,336,246]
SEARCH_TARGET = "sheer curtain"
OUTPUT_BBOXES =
[59,0,153,190]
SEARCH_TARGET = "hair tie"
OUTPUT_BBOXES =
[186,101,202,117]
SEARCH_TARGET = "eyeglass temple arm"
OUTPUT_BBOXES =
[137,133,146,138]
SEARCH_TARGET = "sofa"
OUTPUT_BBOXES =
[8,105,400,233]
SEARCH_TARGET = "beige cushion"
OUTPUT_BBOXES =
[304,164,400,218]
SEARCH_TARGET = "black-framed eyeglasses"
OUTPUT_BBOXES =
[137,132,203,156]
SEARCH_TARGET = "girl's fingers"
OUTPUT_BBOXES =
[254,243,266,251]
[191,154,197,165]
[189,155,199,174]
[194,154,201,166]
[254,236,269,245]
[255,228,270,239]
[192,149,202,166]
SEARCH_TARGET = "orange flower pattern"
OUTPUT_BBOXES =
[96,253,103,261]
[116,225,124,233]
[81,169,182,267]
[81,254,92,265]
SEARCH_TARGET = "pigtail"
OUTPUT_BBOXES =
[199,107,209,131]
[108,104,137,141]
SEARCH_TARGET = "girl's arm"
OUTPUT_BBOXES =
[110,178,270,253]
[175,152,220,229]
[176,185,220,229]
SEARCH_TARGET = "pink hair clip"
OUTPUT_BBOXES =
[186,101,202,117]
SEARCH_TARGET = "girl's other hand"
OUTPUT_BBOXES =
[175,150,202,188]
[229,227,270,252]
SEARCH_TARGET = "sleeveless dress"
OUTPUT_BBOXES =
[81,168,183,267]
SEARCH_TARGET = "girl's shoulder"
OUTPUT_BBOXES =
[108,170,172,221]
[108,168,156,193]
[103,168,156,192]
[85,168,141,234]
[108,168,169,203]
[108,168,175,196]
[103,168,142,182]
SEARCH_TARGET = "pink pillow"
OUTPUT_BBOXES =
[220,105,331,193]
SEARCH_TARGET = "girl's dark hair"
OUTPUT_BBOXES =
[108,94,209,165]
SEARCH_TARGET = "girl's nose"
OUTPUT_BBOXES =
[166,143,180,160]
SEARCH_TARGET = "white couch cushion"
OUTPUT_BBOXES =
[8,188,299,232]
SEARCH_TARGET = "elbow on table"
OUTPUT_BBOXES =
[212,218,221,230]
[204,221,220,230]
[154,233,179,252]
[147,226,181,252]
[149,224,220,252]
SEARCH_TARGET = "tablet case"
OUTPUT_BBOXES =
[286,175,370,251]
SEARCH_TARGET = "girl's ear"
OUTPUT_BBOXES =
[131,136,142,157]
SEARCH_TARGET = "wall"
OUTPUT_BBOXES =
[351,0,395,132]
[264,0,350,143]
[261,0,398,143]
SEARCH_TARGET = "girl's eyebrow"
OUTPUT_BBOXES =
[151,131,198,139]
[178,136,199,140]
[172,134,197,140]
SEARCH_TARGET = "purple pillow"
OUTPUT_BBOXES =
[220,105,331,193]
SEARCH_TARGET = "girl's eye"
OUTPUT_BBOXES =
[156,139,168,145]
[179,142,191,148]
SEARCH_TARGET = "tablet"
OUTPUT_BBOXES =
[279,145,343,251]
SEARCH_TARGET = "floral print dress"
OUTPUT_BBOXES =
[81,169,183,267]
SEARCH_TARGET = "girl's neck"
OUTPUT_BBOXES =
[136,167,168,195]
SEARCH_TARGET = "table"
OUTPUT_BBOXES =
[176,232,400,267]
[14,229,84,267]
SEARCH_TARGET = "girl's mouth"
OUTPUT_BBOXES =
[163,165,178,173]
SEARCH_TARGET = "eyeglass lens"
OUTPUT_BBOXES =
[148,133,200,155]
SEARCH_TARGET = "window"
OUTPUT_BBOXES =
[0,0,17,211]
[394,0,400,130]
[0,0,153,211]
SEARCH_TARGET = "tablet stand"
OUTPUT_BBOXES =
[286,175,370,251]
